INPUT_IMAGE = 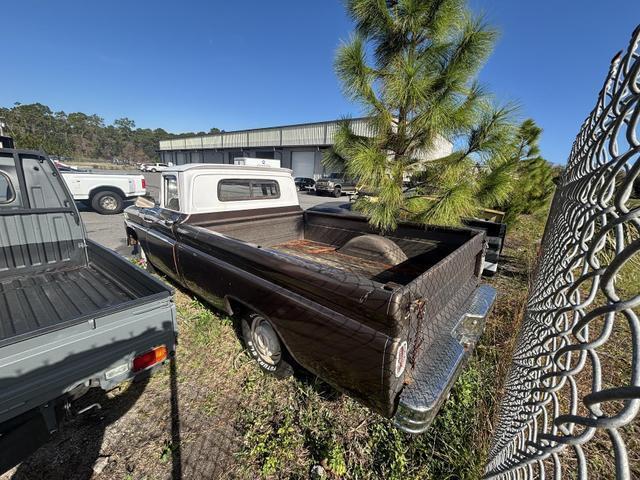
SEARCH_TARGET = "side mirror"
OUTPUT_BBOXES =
[135,194,157,209]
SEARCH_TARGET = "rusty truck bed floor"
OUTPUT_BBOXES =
[270,239,392,278]
[270,239,430,284]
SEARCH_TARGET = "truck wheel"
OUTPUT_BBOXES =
[241,312,293,378]
[333,187,342,198]
[91,190,124,214]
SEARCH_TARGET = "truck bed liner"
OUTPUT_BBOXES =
[0,263,154,346]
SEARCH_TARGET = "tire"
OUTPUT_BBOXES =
[241,312,293,378]
[91,190,124,215]
[333,186,342,198]
[151,168,157,173]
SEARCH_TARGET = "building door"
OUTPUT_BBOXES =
[291,151,315,179]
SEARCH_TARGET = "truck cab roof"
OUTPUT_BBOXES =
[156,164,299,214]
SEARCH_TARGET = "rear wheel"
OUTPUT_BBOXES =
[91,190,124,214]
[241,312,293,378]
[333,186,342,198]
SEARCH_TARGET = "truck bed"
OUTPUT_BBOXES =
[194,208,463,286]
[0,241,168,348]
[270,238,439,285]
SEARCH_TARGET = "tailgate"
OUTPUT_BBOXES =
[0,293,176,425]
[392,230,496,433]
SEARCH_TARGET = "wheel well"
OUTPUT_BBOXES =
[224,296,299,364]
[224,296,249,317]
[89,186,126,200]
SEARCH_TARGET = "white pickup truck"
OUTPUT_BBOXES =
[61,170,146,214]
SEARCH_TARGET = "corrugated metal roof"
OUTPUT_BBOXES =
[158,118,376,151]
[158,118,453,162]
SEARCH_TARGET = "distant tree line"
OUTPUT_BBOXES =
[0,102,219,164]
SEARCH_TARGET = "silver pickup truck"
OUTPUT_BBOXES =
[0,148,177,473]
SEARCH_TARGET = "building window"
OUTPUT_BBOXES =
[218,179,280,202]
[190,151,202,163]
[164,175,180,210]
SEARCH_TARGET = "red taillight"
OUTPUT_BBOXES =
[133,345,168,372]
[141,178,146,190]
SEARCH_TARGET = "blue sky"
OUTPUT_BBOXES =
[2,1,639,164]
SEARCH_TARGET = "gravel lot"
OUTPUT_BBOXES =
[80,171,344,256]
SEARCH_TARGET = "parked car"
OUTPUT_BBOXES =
[145,163,170,172]
[0,147,177,474]
[124,164,496,434]
[314,172,358,197]
[294,177,315,191]
[60,170,147,214]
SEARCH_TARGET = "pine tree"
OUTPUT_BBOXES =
[327,0,518,230]
[502,119,557,223]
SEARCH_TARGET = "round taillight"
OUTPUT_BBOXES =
[395,341,408,377]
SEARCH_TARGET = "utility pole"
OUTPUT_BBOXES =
[0,119,5,136]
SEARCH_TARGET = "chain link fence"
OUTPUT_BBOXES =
[485,26,640,479]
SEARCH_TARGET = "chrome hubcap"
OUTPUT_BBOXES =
[251,318,281,365]
[100,195,118,210]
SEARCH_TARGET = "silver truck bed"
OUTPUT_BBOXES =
[0,251,163,347]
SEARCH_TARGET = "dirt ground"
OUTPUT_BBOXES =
[1,291,261,480]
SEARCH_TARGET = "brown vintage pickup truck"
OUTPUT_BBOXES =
[124,164,496,433]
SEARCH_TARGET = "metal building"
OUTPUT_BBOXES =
[158,118,453,179]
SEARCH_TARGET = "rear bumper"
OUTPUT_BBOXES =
[126,189,146,199]
[393,284,497,434]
